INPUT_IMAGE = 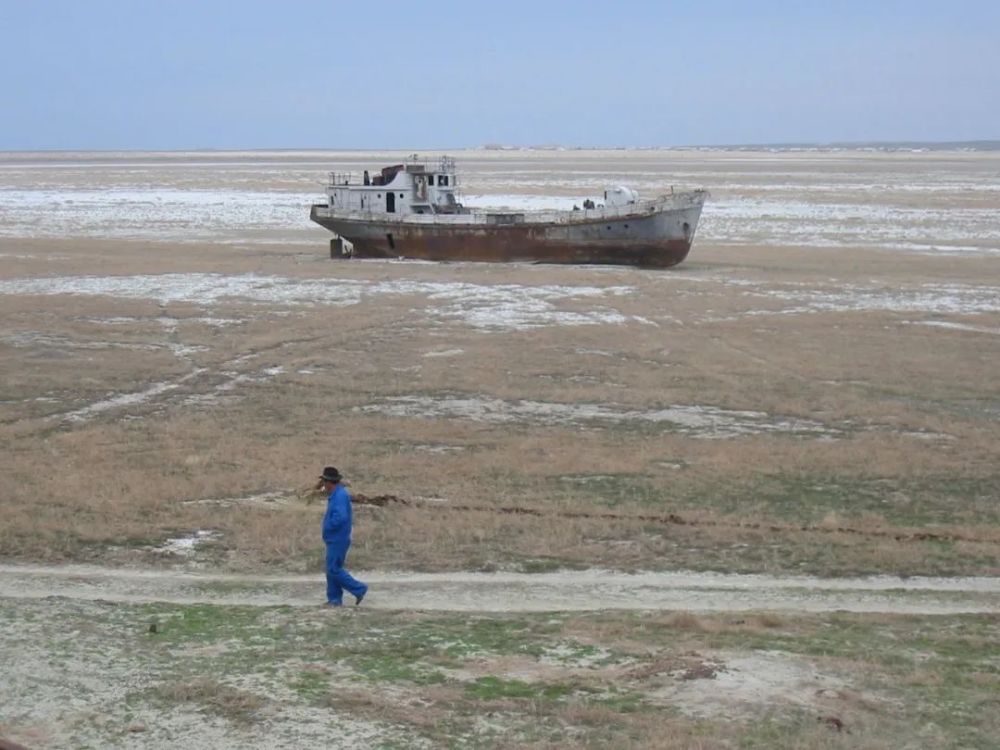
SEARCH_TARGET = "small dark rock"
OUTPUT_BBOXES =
[818,715,845,732]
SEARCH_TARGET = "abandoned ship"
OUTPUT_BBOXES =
[309,156,707,268]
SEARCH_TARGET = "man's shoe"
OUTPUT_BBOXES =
[325,601,343,607]
[355,586,368,606]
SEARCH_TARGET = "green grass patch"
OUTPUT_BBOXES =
[350,654,448,685]
[289,668,332,702]
[465,675,574,701]
[141,602,270,642]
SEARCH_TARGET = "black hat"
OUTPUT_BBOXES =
[320,466,342,483]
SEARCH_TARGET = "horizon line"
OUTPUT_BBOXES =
[2,138,1000,155]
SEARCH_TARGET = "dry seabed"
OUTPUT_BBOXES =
[2,149,1000,750]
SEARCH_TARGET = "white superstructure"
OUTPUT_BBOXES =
[324,155,465,216]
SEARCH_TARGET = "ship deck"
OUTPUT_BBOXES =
[311,190,706,227]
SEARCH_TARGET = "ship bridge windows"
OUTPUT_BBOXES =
[437,175,449,186]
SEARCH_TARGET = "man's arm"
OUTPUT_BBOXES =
[323,487,349,537]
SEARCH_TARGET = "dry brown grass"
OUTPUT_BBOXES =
[152,678,268,724]
[325,686,460,731]
[1,228,998,575]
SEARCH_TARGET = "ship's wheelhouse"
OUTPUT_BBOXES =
[323,156,463,216]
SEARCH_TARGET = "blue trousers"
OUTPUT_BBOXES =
[325,542,366,605]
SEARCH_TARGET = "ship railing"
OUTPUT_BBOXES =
[456,190,706,222]
[404,154,456,174]
[328,171,353,187]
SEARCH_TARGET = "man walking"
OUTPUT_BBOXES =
[319,466,368,607]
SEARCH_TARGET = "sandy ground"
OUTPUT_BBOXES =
[1,563,997,614]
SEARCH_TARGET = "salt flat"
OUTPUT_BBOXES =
[2,148,999,252]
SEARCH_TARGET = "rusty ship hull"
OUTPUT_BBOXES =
[310,190,707,268]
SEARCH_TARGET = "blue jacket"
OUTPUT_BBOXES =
[322,484,353,546]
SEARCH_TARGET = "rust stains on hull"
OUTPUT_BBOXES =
[331,222,692,267]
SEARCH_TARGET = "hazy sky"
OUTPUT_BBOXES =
[1,0,997,149]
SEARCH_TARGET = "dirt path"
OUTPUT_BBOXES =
[1,563,997,614]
